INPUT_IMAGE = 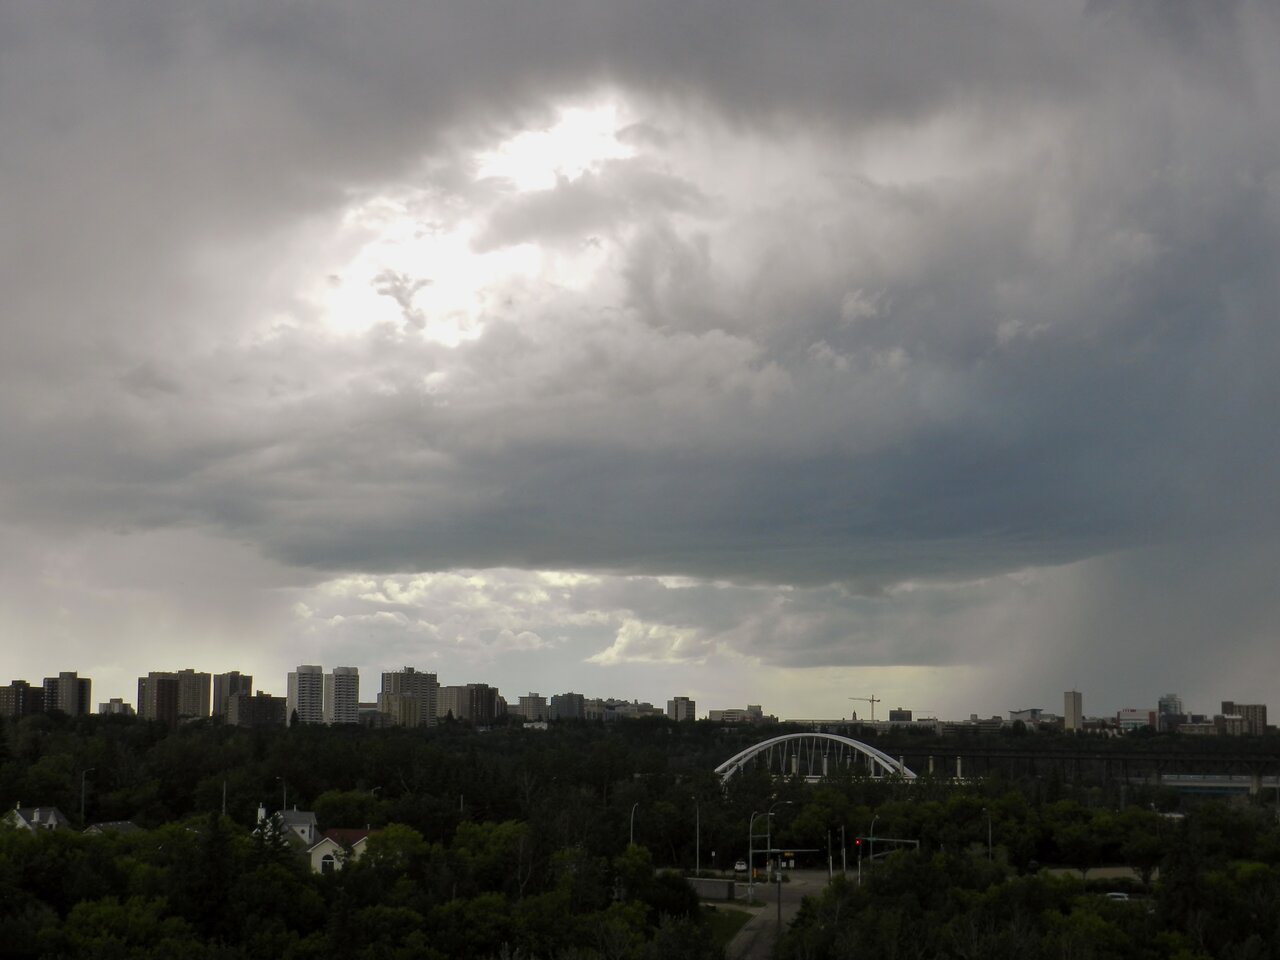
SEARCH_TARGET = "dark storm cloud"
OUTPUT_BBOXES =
[4,0,1280,711]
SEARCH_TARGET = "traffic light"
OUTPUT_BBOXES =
[854,838,862,858]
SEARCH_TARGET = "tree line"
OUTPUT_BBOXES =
[4,711,1280,957]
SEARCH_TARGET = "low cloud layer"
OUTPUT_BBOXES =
[3,1,1279,717]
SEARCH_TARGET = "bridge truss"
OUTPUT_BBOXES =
[715,732,917,783]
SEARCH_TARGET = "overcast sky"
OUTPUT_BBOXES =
[3,1,1279,722]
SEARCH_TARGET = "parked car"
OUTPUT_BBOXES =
[734,859,748,872]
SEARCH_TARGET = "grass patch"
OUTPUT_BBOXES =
[703,905,753,948]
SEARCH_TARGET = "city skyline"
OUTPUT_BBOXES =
[4,3,1280,721]
[3,659,1271,727]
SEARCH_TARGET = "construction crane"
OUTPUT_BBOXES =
[848,695,881,722]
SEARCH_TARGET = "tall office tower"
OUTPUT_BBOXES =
[378,667,438,727]
[137,673,181,727]
[517,693,548,721]
[213,671,254,718]
[1064,690,1083,731]
[43,672,91,716]
[287,665,325,725]
[324,667,360,725]
[666,696,696,722]
[1157,693,1184,732]
[1222,701,1268,736]
[0,680,44,717]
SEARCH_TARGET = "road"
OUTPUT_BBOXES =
[726,869,832,960]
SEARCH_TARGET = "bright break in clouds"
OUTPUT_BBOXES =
[2,1,1280,718]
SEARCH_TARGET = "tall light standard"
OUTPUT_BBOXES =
[630,802,639,847]
[748,810,764,903]
[766,800,792,872]
[79,768,95,824]
[869,814,879,864]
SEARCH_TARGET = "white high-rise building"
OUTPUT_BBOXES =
[324,666,360,725]
[1064,690,1083,732]
[287,665,324,725]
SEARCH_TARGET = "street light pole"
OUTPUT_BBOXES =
[630,801,639,847]
[870,814,879,864]
[766,800,792,874]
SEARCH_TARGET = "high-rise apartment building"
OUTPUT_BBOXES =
[175,670,211,719]
[43,672,91,716]
[550,691,585,721]
[324,667,360,725]
[213,672,254,719]
[516,693,548,721]
[438,683,499,723]
[1064,690,1083,732]
[1222,701,1267,736]
[137,669,210,725]
[378,667,438,727]
[137,674,180,727]
[287,665,325,725]
[228,691,287,728]
[0,680,45,718]
[666,696,696,722]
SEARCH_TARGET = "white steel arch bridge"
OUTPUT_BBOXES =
[715,732,917,783]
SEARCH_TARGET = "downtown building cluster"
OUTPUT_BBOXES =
[0,665,718,730]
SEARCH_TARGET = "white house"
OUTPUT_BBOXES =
[307,828,372,874]
[4,805,73,831]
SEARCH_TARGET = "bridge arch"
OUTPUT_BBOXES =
[715,732,916,782]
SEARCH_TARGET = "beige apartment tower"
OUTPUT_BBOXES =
[378,667,438,727]
[1064,690,1083,731]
